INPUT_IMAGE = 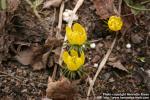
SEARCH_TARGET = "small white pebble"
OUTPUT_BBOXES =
[90,43,96,49]
[94,63,98,68]
[82,44,85,48]
[126,43,131,49]
[89,57,91,60]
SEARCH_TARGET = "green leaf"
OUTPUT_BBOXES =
[131,4,146,15]
[33,0,43,7]
[0,0,7,10]
[124,0,150,11]
[137,57,145,62]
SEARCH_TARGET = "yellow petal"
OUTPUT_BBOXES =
[66,23,87,45]
[67,60,78,71]
[70,49,78,57]
[62,51,69,64]
[70,32,79,44]
[73,23,86,35]
[76,58,82,67]
[108,16,123,31]
[66,26,72,43]
[80,51,85,65]
[66,26,72,34]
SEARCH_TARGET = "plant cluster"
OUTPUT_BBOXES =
[62,23,87,79]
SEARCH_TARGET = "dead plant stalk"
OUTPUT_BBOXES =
[87,33,118,99]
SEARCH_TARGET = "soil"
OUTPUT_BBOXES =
[0,0,150,100]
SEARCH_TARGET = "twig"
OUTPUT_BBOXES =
[56,1,65,38]
[51,1,65,80]
[89,38,102,43]
[118,0,122,16]
[58,0,84,66]
[113,0,122,16]
[52,64,58,80]
[87,33,117,99]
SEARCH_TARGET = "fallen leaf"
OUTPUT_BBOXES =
[45,36,62,48]
[131,34,143,44]
[31,46,50,71]
[43,0,62,8]
[46,77,76,100]
[15,49,34,65]
[32,61,45,71]
[15,45,51,71]
[92,55,101,63]
[108,60,128,72]
[52,47,61,57]
[93,0,116,19]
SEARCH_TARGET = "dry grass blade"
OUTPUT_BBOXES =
[52,1,65,80]
[87,33,117,99]
[56,0,65,39]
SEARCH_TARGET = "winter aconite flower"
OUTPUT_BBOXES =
[63,49,85,71]
[66,23,87,45]
[108,16,123,31]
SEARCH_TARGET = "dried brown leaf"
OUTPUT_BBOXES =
[93,0,115,19]
[31,46,49,71]
[45,37,62,48]
[108,60,128,72]
[46,77,76,100]
[15,49,34,65]
[131,34,143,44]
[15,45,50,71]
[43,0,62,8]
[52,47,61,57]
[32,61,45,71]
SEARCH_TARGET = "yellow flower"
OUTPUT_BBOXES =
[63,49,85,71]
[66,23,87,45]
[108,16,123,31]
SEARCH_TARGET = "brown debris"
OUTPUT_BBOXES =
[46,77,76,100]
[92,0,116,19]
[108,60,128,72]
[15,49,34,66]
[7,0,20,12]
